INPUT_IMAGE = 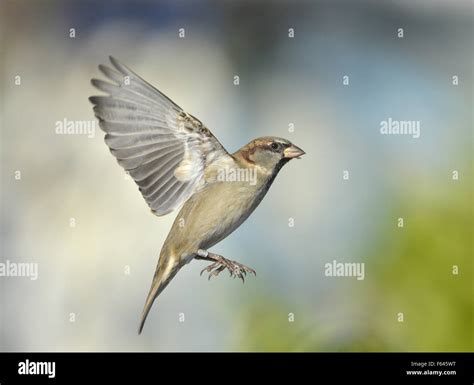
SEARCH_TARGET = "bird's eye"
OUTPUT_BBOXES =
[270,142,280,151]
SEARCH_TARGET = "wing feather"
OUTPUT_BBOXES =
[90,57,231,215]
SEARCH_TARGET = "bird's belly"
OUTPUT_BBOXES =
[170,181,267,256]
[200,196,254,249]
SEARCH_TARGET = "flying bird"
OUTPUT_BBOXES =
[89,57,305,334]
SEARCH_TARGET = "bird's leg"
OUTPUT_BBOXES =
[195,249,256,282]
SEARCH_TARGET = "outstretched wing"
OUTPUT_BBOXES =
[90,56,230,216]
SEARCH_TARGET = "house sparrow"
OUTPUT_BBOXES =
[89,57,305,334]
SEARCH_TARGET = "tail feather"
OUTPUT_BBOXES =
[138,255,179,334]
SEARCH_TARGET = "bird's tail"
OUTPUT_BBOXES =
[138,254,180,334]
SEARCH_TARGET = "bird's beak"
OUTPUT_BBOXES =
[283,144,305,159]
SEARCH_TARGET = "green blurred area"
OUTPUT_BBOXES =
[235,171,473,352]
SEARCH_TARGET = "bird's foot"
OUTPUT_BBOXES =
[198,252,256,282]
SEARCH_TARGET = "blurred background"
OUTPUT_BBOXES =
[0,0,472,351]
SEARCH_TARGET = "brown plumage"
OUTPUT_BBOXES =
[89,57,305,334]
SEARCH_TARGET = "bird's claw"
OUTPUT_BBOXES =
[200,255,256,282]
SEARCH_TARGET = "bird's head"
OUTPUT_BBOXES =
[236,136,305,174]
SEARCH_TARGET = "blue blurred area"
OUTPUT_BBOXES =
[64,1,213,31]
